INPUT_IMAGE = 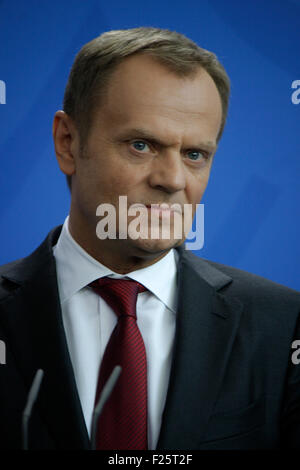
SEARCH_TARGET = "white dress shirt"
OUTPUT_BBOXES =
[53,216,178,449]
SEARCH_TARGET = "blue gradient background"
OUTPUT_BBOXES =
[0,0,299,290]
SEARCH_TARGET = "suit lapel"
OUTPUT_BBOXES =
[2,227,244,450]
[157,247,244,449]
[1,227,90,449]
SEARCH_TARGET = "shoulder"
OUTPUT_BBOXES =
[185,250,300,300]
[179,249,300,330]
[187,254,300,342]
[204,256,300,302]
[0,225,62,300]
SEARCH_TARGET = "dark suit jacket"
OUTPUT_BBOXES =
[0,225,300,450]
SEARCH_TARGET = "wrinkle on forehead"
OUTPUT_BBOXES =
[106,80,221,118]
[92,54,222,142]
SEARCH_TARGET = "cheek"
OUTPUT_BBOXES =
[187,174,210,205]
[108,168,136,194]
[81,157,121,190]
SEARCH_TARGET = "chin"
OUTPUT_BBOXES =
[129,236,183,256]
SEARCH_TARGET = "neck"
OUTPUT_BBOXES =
[68,216,172,274]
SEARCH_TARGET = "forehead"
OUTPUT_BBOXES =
[92,54,222,143]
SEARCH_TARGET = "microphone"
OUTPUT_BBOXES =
[22,369,44,450]
[91,365,122,450]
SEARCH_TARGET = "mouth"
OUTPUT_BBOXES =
[145,203,183,214]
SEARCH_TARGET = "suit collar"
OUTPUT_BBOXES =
[1,225,63,284]
[2,227,231,289]
[176,244,233,292]
[1,225,90,449]
[157,245,244,449]
[1,226,243,450]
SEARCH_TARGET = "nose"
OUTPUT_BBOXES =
[148,150,186,194]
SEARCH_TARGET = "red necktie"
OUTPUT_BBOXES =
[90,277,148,450]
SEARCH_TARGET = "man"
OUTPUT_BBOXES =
[0,27,300,450]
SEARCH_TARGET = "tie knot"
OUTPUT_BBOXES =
[90,277,147,319]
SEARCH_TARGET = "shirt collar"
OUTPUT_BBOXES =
[53,216,178,313]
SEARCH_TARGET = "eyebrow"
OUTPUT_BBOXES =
[116,127,218,153]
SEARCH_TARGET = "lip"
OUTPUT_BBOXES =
[145,204,182,214]
[148,205,171,211]
[146,202,181,212]
[129,203,183,215]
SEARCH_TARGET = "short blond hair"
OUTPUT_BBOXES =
[63,27,230,188]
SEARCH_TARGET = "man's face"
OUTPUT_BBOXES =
[68,54,222,261]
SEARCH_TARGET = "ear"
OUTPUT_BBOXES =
[52,110,79,177]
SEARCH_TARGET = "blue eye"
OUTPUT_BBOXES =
[131,141,149,152]
[187,150,205,161]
